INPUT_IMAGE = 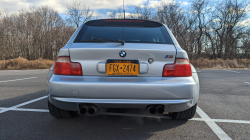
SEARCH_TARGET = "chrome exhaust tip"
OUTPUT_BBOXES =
[87,105,99,116]
[88,107,96,115]
[147,106,156,114]
[79,104,100,116]
[156,106,164,114]
[80,107,88,115]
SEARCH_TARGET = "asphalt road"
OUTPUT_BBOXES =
[0,69,249,140]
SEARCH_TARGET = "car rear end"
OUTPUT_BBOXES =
[47,19,199,119]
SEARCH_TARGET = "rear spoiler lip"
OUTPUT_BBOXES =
[84,19,164,27]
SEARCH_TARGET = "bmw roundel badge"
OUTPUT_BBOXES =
[119,50,126,57]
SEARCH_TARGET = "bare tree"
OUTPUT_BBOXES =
[0,1,250,61]
[191,0,209,58]
[108,8,124,19]
[209,0,248,59]
[0,6,75,60]
[65,0,94,28]
[130,5,156,20]
[157,1,195,57]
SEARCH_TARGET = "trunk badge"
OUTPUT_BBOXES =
[165,55,173,58]
[148,58,154,64]
[119,50,126,57]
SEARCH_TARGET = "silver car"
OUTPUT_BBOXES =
[47,19,199,120]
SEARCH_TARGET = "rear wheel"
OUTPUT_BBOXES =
[48,101,78,118]
[169,104,197,120]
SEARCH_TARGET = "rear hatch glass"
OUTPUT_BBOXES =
[70,19,176,77]
[74,20,173,44]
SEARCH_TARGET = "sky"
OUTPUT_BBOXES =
[0,0,249,26]
[0,0,189,17]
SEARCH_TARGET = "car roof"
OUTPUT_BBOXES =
[84,19,164,27]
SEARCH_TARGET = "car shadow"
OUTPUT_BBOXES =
[0,90,188,140]
[47,113,188,139]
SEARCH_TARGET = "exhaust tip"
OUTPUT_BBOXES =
[157,106,164,114]
[79,104,100,116]
[88,108,96,115]
[147,106,156,114]
[80,107,87,114]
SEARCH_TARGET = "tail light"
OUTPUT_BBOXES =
[162,58,192,77]
[53,56,82,76]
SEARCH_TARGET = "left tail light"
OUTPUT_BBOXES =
[53,56,82,76]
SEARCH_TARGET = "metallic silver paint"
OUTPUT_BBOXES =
[47,23,200,113]
[48,75,198,99]
[69,43,176,76]
[48,74,199,112]
[49,95,193,112]
[57,44,71,56]
[164,25,189,59]
[139,62,148,74]
[53,97,192,104]
[97,61,106,73]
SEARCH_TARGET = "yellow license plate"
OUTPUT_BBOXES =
[106,60,139,76]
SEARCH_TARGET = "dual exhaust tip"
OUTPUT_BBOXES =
[80,105,99,116]
[80,104,164,115]
[147,106,164,114]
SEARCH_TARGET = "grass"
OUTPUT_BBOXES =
[0,57,249,70]
[190,58,250,69]
[0,57,54,70]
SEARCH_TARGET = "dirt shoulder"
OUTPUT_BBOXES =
[0,57,54,70]
[190,58,250,69]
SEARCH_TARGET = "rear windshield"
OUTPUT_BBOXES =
[74,25,173,44]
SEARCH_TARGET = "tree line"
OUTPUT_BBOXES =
[0,0,249,60]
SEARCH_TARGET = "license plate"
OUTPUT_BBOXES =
[106,59,139,76]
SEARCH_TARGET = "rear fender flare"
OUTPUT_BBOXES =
[47,63,55,80]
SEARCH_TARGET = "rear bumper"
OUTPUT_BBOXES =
[47,75,199,112]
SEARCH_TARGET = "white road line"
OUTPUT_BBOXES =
[212,119,250,124]
[196,106,232,140]
[0,77,37,83]
[190,118,250,124]
[224,70,241,73]
[0,107,49,112]
[244,82,249,84]
[0,96,47,114]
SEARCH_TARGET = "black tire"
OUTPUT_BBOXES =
[169,104,197,120]
[48,101,77,118]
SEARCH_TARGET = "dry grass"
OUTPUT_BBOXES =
[0,57,55,70]
[190,58,250,69]
[0,57,250,70]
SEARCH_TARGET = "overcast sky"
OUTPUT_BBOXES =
[1,0,249,26]
[0,0,188,15]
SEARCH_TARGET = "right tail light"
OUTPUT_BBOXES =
[162,58,192,77]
